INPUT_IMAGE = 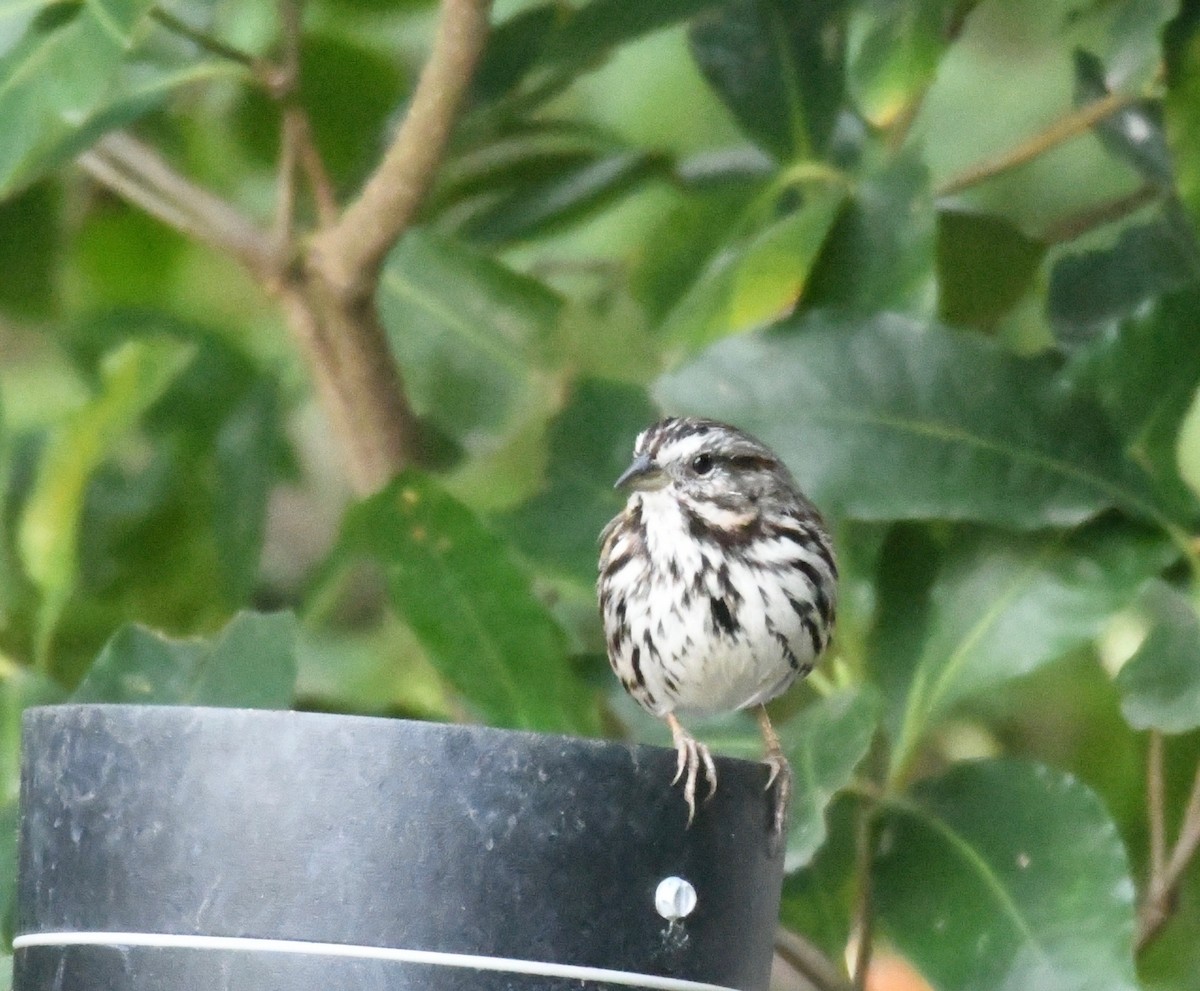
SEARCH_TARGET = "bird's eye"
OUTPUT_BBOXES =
[691,453,714,475]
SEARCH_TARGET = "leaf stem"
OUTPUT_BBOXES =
[775,927,854,991]
[1138,757,1200,949]
[150,7,260,71]
[934,89,1143,197]
[1148,730,1166,880]
[307,0,494,302]
[850,796,877,990]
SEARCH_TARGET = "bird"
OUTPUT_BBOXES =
[598,416,837,834]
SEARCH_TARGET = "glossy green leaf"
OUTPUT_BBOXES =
[780,687,878,871]
[329,471,600,735]
[875,526,1174,781]
[1075,287,1200,519]
[378,229,561,440]
[655,311,1170,529]
[1048,201,1200,345]
[688,0,844,160]
[498,377,656,584]
[72,610,297,707]
[875,759,1138,991]
[17,338,193,657]
[1115,580,1200,733]
[659,184,845,349]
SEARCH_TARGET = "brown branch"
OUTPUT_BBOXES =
[935,89,1142,198]
[1148,731,1166,881]
[1138,758,1200,950]
[307,0,492,301]
[80,134,275,277]
[775,928,853,991]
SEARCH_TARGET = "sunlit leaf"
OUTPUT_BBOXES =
[659,184,845,349]
[846,0,949,129]
[1115,580,1200,733]
[655,311,1172,529]
[72,610,297,707]
[328,471,601,735]
[875,760,1138,991]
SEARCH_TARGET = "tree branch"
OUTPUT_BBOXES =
[1138,758,1200,950]
[1148,731,1166,881]
[80,134,275,277]
[775,928,853,991]
[934,89,1142,198]
[307,0,492,300]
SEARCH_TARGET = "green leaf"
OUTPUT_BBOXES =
[846,0,949,129]
[0,1,241,197]
[0,180,59,318]
[655,311,1171,529]
[659,183,846,349]
[378,229,561,440]
[806,155,936,317]
[476,0,719,104]
[497,377,657,584]
[213,380,278,605]
[1115,580,1200,733]
[1165,8,1200,234]
[877,526,1173,782]
[778,793,859,960]
[688,0,844,160]
[875,759,1138,991]
[938,210,1045,331]
[72,610,297,707]
[17,337,194,658]
[1074,287,1200,519]
[780,687,878,871]
[328,471,601,736]
[1048,201,1200,345]
[447,149,668,246]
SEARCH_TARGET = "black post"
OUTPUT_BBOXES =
[13,705,784,990]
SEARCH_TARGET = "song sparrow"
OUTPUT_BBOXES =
[598,416,837,833]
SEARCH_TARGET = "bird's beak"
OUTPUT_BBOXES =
[614,453,668,492]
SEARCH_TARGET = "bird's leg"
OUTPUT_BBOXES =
[756,705,792,838]
[665,712,717,827]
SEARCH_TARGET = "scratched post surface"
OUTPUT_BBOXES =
[14,705,783,991]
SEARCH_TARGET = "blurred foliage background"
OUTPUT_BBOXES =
[3,0,1200,988]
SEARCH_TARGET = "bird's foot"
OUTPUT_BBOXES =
[666,713,717,827]
[763,748,792,840]
[756,705,792,843]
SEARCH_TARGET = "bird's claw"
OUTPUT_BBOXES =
[669,719,717,827]
[763,749,792,840]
